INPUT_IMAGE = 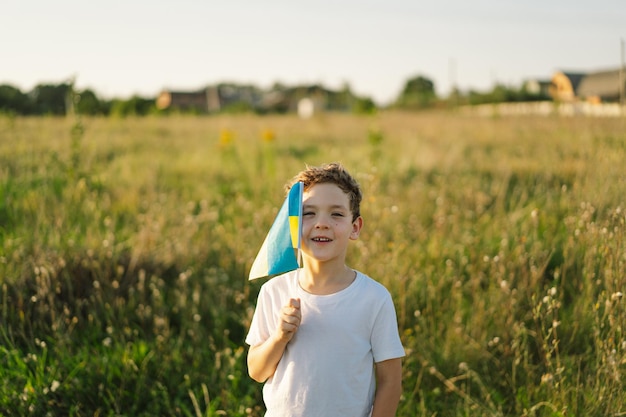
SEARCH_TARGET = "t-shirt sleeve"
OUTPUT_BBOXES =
[371,292,405,363]
[245,286,274,347]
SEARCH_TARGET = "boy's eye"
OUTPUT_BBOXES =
[303,212,314,216]
[332,212,345,217]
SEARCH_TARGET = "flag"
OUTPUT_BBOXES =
[249,182,303,280]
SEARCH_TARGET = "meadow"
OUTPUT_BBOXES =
[0,111,625,416]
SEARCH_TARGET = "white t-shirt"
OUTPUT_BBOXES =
[246,269,405,417]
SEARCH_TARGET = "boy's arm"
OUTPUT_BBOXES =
[247,298,301,382]
[247,335,290,382]
[371,357,403,417]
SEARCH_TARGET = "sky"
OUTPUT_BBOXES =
[2,0,625,106]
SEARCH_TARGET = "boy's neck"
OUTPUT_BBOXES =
[299,262,356,295]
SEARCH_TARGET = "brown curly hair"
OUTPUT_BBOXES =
[287,162,362,221]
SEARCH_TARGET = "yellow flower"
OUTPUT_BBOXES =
[219,129,235,147]
[261,128,276,143]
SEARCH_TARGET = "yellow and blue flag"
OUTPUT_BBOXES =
[249,182,303,280]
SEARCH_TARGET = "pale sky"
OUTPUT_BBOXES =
[2,0,625,105]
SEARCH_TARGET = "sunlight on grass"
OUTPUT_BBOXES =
[1,112,625,416]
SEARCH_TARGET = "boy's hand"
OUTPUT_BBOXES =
[248,297,301,382]
[277,298,301,342]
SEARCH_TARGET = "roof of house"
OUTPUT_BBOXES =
[558,72,587,91]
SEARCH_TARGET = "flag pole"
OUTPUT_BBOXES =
[619,39,626,113]
[297,182,304,269]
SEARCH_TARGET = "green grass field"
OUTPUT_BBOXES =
[1,112,625,416]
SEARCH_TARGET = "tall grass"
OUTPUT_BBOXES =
[0,112,625,416]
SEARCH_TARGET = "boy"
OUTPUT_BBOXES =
[246,163,405,417]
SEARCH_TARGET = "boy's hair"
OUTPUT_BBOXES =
[287,162,362,221]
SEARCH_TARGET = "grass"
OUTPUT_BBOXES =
[0,111,625,416]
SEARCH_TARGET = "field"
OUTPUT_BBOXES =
[0,111,625,416]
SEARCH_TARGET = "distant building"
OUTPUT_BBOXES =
[156,83,357,114]
[156,84,263,113]
[523,78,552,97]
[577,69,624,103]
[549,68,625,103]
[549,72,586,102]
[156,89,216,112]
[253,84,336,114]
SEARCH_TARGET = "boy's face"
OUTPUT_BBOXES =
[301,183,362,264]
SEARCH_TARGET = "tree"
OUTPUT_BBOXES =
[109,96,155,117]
[353,97,377,114]
[466,83,547,105]
[491,84,516,103]
[446,86,465,107]
[31,83,71,115]
[76,89,106,115]
[395,75,437,109]
[0,84,31,114]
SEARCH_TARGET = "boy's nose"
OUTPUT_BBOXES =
[314,215,330,228]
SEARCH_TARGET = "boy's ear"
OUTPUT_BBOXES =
[350,216,363,240]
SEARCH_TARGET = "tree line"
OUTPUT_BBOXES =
[0,83,154,117]
[396,76,549,109]
[0,76,549,116]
